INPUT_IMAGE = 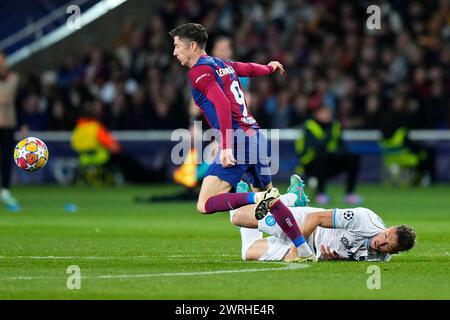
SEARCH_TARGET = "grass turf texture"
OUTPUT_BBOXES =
[0,184,449,299]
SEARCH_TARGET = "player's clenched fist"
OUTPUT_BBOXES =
[220,148,237,168]
[268,61,285,75]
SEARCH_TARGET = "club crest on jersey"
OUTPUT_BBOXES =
[216,66,235,77]
[343,210,354,220]
[341,236,352,249]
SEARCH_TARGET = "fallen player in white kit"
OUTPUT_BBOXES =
[230,175,416,262]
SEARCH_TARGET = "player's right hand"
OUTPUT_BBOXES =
[220,148,237,168]
[319,245,340,260]
[268,61,285,75]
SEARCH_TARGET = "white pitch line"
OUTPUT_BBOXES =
[93,264,309,279]
[2,263,308,281]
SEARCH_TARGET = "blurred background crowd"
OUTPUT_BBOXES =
[12,0,450,132]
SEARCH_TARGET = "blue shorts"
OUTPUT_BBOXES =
[205,130,272,190]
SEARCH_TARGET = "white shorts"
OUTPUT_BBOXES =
[259,236,291,261]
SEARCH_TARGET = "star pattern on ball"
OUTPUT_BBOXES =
[14,137,49,172]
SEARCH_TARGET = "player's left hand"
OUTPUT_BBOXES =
[268,61,285,75]
[320,245,340,260]
[220,148,237,168]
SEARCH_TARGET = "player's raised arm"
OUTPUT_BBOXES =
[188,65,236,167]
[230,60,285,77]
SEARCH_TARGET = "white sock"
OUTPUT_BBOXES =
[279,193,297,207]
[229,209,236,224]
[297,242,314,257]
[254,191,265,204]
[240,227,263,260]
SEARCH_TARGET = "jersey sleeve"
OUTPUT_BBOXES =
[290,206,326,227]
[189,65,233,149]
[189,65,216,93]
[332,208,386,236]
[230,61,274,77]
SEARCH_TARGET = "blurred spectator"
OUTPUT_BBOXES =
[272,90,292,128]
[47,100,73,131]
[338,97,364,129]
[0,51,20,210]
[57,52,83,88]
[152,98,173,129]
[381,95,438,184]
[124,88,152,129]
[363,95,383,129]
[423,81,448,129]
[6,0,449,131]
[295,105,362,205]
[291,94,310,127]
[20,94,47,131]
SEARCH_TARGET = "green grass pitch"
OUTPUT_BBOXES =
[0,184,449,299]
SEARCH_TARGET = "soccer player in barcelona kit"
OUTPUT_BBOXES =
[170,23,316,262]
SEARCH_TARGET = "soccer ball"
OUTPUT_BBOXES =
[14,137,49,172]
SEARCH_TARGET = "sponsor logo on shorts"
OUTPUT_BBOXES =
[265,215,276,226]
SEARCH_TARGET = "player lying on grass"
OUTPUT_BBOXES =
[230,175,416,262]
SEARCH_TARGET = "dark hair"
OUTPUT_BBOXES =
[395,225,416,252]
[169,23,208,49]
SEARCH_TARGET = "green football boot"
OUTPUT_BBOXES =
[236,180,249,193]
[287,174,310,207]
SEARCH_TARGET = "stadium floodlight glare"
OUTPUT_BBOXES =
[6,0,128,66]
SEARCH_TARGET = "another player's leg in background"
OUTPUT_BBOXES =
[341,153,363,204]
[310,158,330,205]
[325,153,363,204]
[0,128,19,211]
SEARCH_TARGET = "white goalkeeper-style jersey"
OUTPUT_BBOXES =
[258,207,391,262]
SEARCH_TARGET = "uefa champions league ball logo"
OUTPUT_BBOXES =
[343,211,354,221]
